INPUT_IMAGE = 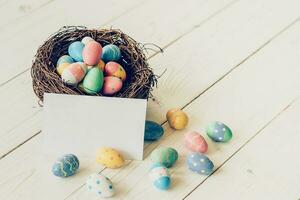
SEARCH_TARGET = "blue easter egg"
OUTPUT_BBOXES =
[149,163,171,190]
[52,154,79,177]
[186,153,214,175]
[144,121,164,141]
[68,41,85,62]
[206,121,233,142]
[56,55,74,66]
[101,44,121,62]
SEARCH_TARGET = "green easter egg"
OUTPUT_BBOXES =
[82,67,104,94]
[150,147,178,168]
[206,121,233,142]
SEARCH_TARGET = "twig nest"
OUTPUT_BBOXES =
[31,26,157,102]
[166,108,189,130]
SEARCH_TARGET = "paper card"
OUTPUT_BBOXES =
[43,93,147,160]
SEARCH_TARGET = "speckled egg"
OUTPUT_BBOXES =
[56,55,74,66]
[186,153,214,175]
[206,121,233,142]
[96,147,125,169]
[149,163,171,190]
[68,41,85,62]
[86,173,115,198]
[82,67,104,94]
[102,76,123,95]
[101,44,121,62]
[82,41,102,66]
[52,154,79,177]
[56,62,71,76]
[61,62,86,85]
[184,131,208,153]
[150,147,178,168]
[144,121,164,141]
[166,108,189,130]
[81,36,94,45]
[104,62,126,81]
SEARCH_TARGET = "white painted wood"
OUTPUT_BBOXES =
[0,0,237,157]
[65,16,300,200]
[186,99,300,200]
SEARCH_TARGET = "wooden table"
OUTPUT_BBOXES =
[0,0,300,199]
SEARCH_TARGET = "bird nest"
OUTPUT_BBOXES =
[31,26,158,103]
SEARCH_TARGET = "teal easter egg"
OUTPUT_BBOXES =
[144,121,164,141]
[149,163,171,190]
[56,55,74,66]
[150,147,178,168]
[82,67,104,94]
[186,153,214,175]
[68,41,85,62]
[101,44,121,62]
[52,154,79,177]
[206,121,233,142]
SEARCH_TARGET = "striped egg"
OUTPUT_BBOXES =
[86,174,115,198]
[206,121,233,142]
[184,131,208,153]
[186,153,214,175]
[82,41,102,65]
[61,62,86,85]
[149,163,171,190]
[150,147,178,168]
[102,76,123,95]
[104,62,126,81]
[81,36,94,45]
[68,41,85,62]
[52,154,79,177]
[56,55,74,66]
[101,44,121,62]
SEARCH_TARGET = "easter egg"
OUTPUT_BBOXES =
[56,62,71,76]
[144,121,164,141]
[56,55,74,66]
[166,108,189,130]
[96,59,105,71]
[96,147,125,169]
[81,36,94,45]
[186,153,214,175]
[86,174,115,198]
[104,61,126,81]
[68,41,85,62]
[102,76,123,95]
[150,147,178,168]
[101,44,121,62]
[206,121,233,142]
[184,131,208,153]
[52,154,79,177]
[82,41,103,65]
[149,163,171,190]
[82,67,104,94]
[61,63,86,85]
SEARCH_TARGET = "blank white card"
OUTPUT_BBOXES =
[43,93,147,160]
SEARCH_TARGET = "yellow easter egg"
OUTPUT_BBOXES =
[166,108,189,130]
[56,63,70,76]
[96,147,125,169]
[96,60,105,71]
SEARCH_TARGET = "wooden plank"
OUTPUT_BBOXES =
[0,0,236,157]
[66,16,300,200]
[186,99,300,200]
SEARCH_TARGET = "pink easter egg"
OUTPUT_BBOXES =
[82,41,102,65]
[184,131,208,153]
[104,61,126,81]
[61,63,86,85]
[102,76,123,95]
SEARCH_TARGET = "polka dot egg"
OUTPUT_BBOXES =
[86,173,115,198]
[186,153,214,175]
[206,121,233,142]
[52,154,79,177]
[96,147,125,169]
[149,163,171,190]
